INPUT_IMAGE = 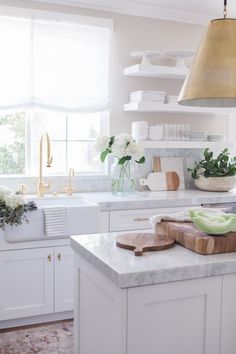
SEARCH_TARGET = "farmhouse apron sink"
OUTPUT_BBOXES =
[4,195,100,243]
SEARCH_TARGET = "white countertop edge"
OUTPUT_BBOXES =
[70,234,236,289]
[82,190,236,211]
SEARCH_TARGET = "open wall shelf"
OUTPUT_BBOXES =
[139,140,233,149]
[124,102,235,115]
[124,64,188,79]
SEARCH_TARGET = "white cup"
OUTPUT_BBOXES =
[131,121,148,140]
[149,125,163,140]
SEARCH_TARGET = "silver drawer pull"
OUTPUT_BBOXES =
[134,217,149,222]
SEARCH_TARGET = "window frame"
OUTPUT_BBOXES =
[0,110,109,177]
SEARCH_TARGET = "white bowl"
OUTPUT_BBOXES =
[194,175,236,192]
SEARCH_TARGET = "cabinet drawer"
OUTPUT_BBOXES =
[110,206,195,232]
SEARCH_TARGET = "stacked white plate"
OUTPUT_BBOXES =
[207,134,224,142]
[189,130,207,141]
[130,90,166,103]
[165,95,178,104]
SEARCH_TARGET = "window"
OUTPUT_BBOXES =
[0,110,108,175]
[0,112,26,174]
[0,8,112,175]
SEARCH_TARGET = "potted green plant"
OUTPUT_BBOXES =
[188,148,236,192]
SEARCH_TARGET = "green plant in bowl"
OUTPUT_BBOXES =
[188,148,236,192]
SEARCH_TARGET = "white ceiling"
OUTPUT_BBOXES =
[31,0,236,25]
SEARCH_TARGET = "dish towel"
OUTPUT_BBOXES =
[43,207,67,238]
[150,211,191,228]
[149,207,227,228]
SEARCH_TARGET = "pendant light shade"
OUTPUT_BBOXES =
[178,16,236,107]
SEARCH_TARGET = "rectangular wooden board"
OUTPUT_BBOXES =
[156,221,236,255]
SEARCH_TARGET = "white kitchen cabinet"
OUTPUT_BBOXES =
[74,254,223,354]
[99,211,109,232]
[54,245,74,312]
[128,277,222,354]
[74,254,227,354]
[0,248,54,321]
[220,273,236,354]
[109,206,198,232]
[0,245,74,323]
[76,261,127,354]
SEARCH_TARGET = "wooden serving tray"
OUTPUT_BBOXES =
[156,221,236,255]
[116,232,175,256]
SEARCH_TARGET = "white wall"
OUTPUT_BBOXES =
[0,0,229,137]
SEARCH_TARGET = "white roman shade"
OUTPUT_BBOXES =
[0,9,112,112]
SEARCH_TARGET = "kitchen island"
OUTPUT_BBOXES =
[71,231,236,354]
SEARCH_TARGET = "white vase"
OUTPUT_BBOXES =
[194,175,236,192]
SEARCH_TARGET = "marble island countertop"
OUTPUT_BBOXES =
[82,189,236,211]
[71,231,236,288]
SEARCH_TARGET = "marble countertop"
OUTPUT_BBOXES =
[71,231,236,289]
[82,190,236,211]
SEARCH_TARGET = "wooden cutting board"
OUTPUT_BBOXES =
[140,172,180,191]
[156,221,236,255]
[116,233,175,256]
[153,156,185,189]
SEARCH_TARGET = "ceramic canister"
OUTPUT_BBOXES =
[131,121,148,140]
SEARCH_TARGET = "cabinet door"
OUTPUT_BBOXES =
[0,248,54,321]
[54,245,74,312]
[220,274,236,354]
[128,277,222,354]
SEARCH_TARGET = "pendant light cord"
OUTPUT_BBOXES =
[224,0,227,18]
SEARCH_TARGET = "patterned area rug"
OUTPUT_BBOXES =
[0,320,73,354]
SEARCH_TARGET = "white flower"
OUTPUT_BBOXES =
[4,194,25,210]
[113,133,134,148]
[95,133,145,163]
[111,145,127,159]
[111,134,144,160]
[111,134,134,158]
[0,185,11,201]
[94,136,110,153]
[126,142,144,160]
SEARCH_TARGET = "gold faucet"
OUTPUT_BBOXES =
[65,168,75,196]
[37,132,53,197]
[19,184,27,196]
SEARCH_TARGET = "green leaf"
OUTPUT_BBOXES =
[118,156,131,164]
[109,136,115,147]
[100,149,109,162]
[136,156,145,164]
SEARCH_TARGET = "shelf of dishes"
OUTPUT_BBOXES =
[125,49,194,79]
[138,140,232,149]
[131,121,229,149]
[124,100,235,115]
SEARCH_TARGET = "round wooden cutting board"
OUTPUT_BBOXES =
[116,233,175,256]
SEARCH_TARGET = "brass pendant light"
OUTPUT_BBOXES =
[178,0,236,107]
